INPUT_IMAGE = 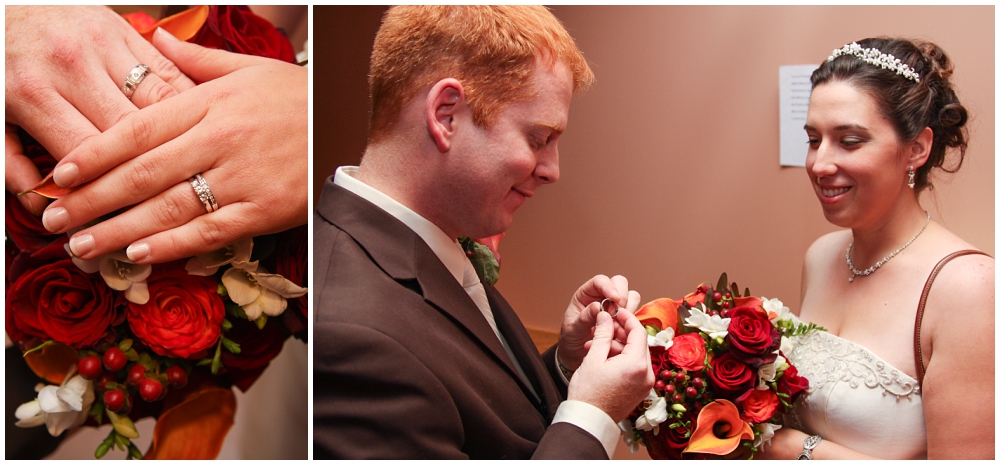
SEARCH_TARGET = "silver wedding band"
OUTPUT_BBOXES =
[188,174,219,214]
[121,64,150,100]
[600,298,619,318]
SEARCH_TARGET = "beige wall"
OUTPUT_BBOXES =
[313,7,993,458]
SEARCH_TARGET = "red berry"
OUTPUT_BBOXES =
[104,389,126,412]
[103,347,127,372]
[654,380,666,391]
[721,301,731,309]
[686,387,698,398]
[78,356,103,380]
[725,292,732,299]
[694,402,703,411]
[659,370,671,380]
[712,291,722,302]
[166,366,188,388]
[674,372,687,383]
[127,364,147,386]
[671,394,683,403]
[692,377,704,389]
[139,379,164,402]
[664,384,675,394]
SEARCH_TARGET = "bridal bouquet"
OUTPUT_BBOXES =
[620,274,821,459]
[5,6,306,460]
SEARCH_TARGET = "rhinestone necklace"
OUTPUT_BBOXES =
[846,212,931,283]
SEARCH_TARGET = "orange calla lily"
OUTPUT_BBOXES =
[635,298,680,333]
[122,5,210,42]
[733,295,764,311]
[683,399,754,456]
[23,341,79,385]
[144,384,236,459]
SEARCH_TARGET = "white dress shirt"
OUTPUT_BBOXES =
[333,166,620,457]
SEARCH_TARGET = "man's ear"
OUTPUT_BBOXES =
[426,78,464,153]
[908,126,933,169]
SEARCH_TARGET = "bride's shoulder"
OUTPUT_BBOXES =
[803,230,851,267]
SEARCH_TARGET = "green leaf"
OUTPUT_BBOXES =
[222,319,233,331]
[459,237,500,286]
[221,336,241,354]
[128,442,142,460]
[255,313,268,330]
[211,340,223,374]
[95,433,114,459]
[118,339,133,352]
[196,358,212,366]
[716,273,729,294]
[125,348,139,362]
[107,410,140,439]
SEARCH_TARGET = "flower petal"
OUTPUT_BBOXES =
[125,280,150,304]
[222,269,261,306]
[254,272,307,298]
[636,298,680,333]
[683,399,754,455]
[144,386,236,459]
[38,386,71,413]
[99,258,133,291]
[15,400,43,423]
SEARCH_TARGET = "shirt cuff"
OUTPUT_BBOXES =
[551,400,620,459]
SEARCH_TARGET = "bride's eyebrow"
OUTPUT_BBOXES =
[802,123,869,131]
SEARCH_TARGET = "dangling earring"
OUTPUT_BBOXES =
[907,166,915,189]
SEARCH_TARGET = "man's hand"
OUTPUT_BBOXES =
[566,310,654,422]
[558,274,640,371]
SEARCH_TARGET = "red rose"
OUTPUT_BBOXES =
[6,258,121,348]
[739,388,779,423]
[776,365,809,408]
[726,306,780,366]
[128,264,225,359]
[707,352,756,397]
[192,6,295,63]
[5,151,59,252]
[667,333,707,371]
[219,316,290,392]
[643,412,695,460]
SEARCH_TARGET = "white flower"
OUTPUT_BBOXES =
[618,420,639,453]
[647,327,675,349]
[684,304,730,339]
[185,238,254,276]
[762,297,791,322]
[635,389,668,435]
[756,354,788,389]
[222,261,307,321]
[15,374,95,436]
[780,335,795,354]
[755,423,782,450]
[66,246,151,304]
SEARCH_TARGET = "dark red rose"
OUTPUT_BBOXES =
[5,153,60,252]
[128,263,225,359]
[643,413,695,460]
[6,258,122,348]
[707,352,756,398]
[776,365,809,409]
[738,388,779,423]
[726,306,780,366]
[274,225,307,318]
[667,333,707,372]
[192,6,295,63]
[219,316,291,392]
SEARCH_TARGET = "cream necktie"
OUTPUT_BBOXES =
[459,245,539,401]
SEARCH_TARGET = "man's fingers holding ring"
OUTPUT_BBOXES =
[601,298,620,318]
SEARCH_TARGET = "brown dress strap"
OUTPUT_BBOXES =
[914,249,991,385]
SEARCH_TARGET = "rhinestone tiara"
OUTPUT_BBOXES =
[828,42,920,83]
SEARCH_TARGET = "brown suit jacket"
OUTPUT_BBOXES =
[313,179,607,459]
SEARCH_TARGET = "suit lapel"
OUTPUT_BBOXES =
[486,286,561,422]
[319,181,523,387]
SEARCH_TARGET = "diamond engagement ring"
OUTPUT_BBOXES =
[121,64,150,100]
[600,298,619,318]
[188,174,219,214]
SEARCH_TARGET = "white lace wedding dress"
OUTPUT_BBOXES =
[784,330,927,459]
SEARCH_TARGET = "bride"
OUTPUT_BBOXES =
[758,38,994,459]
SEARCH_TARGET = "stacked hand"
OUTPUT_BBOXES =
[560,275,654,422]
[33,28,307,264]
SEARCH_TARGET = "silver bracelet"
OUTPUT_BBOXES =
[797,435,821,460]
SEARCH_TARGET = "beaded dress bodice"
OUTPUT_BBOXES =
[785,330,927,459]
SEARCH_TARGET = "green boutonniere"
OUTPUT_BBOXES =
[458,237,500,286]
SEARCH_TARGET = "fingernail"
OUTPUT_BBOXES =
[155,27,179,42]
[53,163,79,188]
[41,206,69,232]
[126,243,150,262]
[69,234,95,258]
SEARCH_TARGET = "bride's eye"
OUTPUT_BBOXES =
[841,137,863,148]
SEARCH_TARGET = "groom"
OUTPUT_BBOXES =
[313,6,653,459]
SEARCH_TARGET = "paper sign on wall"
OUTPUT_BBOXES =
[779,64,819,167]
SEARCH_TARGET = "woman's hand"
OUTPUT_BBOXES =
[40,28,307,264]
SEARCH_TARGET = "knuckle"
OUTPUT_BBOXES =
[150,190,187,227]
[141,80,176,107]
[195,220,227,249]
[148,55,184,87]
[44,34,87,73]
[129,112,155,150]
[122,158,156,197]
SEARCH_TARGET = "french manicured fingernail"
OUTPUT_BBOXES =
[41,206,69,232]
[155,27,179,42]
[126,243,150,262]
[53,163,79,188]
[69,234,95,258]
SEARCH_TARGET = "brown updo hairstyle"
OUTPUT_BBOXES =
[811,38,969,194]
